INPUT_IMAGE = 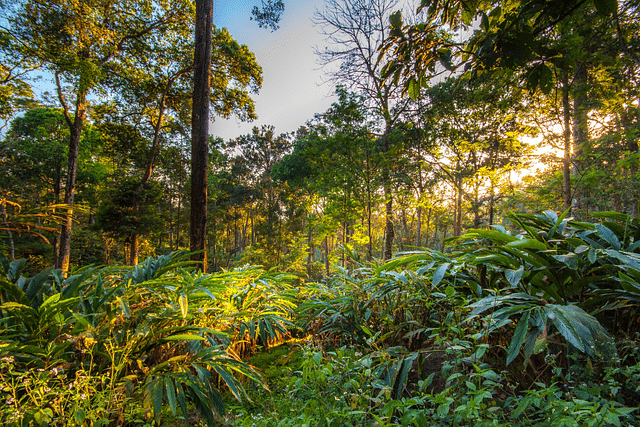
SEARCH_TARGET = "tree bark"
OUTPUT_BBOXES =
[1,201,14,260]
[416,205,422,247]
[562,72,572,212]
[56,86,87,274]
[572,63,589,217]
[324,235,330,276]
[190,0,213,272]
[383,136,394,260]
[129,233,139,265]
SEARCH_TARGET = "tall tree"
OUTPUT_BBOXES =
[3,0,193,274]
[225,125,291,266]
[314,0,412,259]
[110,9,261,264]
[190,0,283,271]
[190,0,213,271]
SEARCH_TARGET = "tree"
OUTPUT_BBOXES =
[106,12,261,264]
[314,0,413,259]
[225,125,291,266]
[417,76,535,233]
[3,0,194,274]
[190,0,284,272]
[190,0,213,271]
[384,0,632,219]
[0,108,68,204]
[290,89,382,261]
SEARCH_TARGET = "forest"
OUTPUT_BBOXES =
[0,0,639,425]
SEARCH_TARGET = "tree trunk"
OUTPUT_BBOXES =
[176,194,182,248]
[432,219,439,248]
[454,170,463,236]
[1,201,14,260]
[416,205,422,247]
[366,175,373,262]
[56,90,87,274]
[129,233,139,265]
[251,208,255,246]
[169,194,174,250]
[383,171,394,260]
[129,199,140,265]
[324,235,329,276]
[425,207,432,247]
[211,206,218,271]
[190,0,213,272]
[488,183,495,226]
[620,108,639,216]
[572,63,589,218]
[562,72,572,212]
[307,218,313,269]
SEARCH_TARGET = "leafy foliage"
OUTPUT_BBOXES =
[0,251,296,425]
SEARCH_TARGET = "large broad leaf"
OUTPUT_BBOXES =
[24,267,53,305]
[375,251,436,274]
[505,265,524,287]
[547,208,570,240]
[465,229,518,244]
[545,305,590,353]
[392,352,419,400]
[165,376,178,415]
[506,311,530,365]
[552,253,579,270]
[179,293,188,319]
[468,293,539,316]
[523,309,546,361]
[596,224,622,250]
[545,304,616,359]
[432,263,450,287]
[506,238,547,251]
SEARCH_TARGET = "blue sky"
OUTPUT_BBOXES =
[212,0,337,141]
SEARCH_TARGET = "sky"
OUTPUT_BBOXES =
[211,0,337,141]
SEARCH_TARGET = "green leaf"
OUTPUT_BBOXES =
[512,395,533,418]
[174,379,189,420]
[547,208,570,239]
[593,0,617,15]
[596,224,621,249]
[466,228,518,243]
[393,353,418,400]
[24,267,53,302]
[179,293,188,319]
[552,253,579,270]
[480,12,489,31]
[408,78,420,100]
[40,293,60,310]
[432,263,450,286]
[545,305,590,354]
[153,377,164,420]
[505,265,524,287]
[165,376,178,415]
[390,10,403,29]
[162,334,206,342]
[507,311,530,365]
[506,238,547,251]
[117,296,131,318]
[74,409,86,424]
[313,351,322,366]
[462,7,475,25]
[33,408,54,425]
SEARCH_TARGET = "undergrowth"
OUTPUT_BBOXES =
[2,211,640,426]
